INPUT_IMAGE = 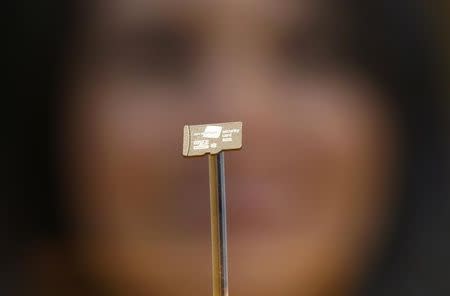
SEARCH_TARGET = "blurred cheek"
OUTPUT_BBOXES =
[66,77,197,236]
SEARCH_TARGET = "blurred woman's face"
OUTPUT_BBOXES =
[65,0,399,295]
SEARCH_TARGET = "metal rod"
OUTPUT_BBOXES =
[208,152,229,296]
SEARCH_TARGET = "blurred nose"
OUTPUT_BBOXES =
[197,48,278,135]
[193,49,290,177]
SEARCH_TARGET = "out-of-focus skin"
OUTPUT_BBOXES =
[60,0,400,295]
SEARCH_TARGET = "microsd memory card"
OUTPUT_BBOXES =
[183,122,243,156]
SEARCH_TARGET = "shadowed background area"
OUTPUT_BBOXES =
[7,0,449,296]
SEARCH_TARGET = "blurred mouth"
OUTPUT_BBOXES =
[176,177,311,237]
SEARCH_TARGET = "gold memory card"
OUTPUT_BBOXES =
[183,122,243,157]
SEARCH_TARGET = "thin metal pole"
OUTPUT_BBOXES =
[208,152,229,296]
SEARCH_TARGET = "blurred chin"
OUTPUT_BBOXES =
[77,230,309,295]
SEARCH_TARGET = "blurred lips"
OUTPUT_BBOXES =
[175,173,314,237]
